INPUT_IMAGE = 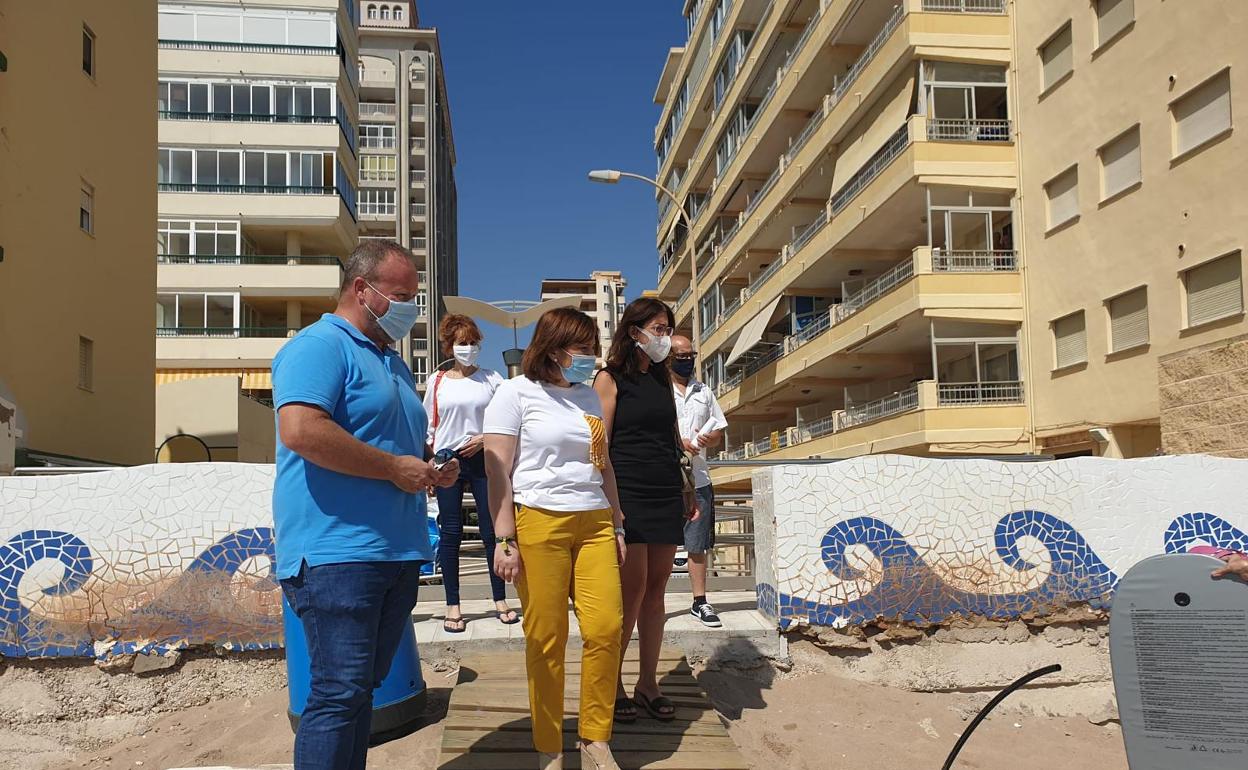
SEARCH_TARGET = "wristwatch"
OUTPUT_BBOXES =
[613,527,626,537]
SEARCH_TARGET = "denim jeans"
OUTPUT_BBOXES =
[280,560,422,770]
[434,451,505,605]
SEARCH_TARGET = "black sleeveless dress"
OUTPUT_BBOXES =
[604,366,686,545]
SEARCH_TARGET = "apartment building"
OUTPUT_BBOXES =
[653,0,1024,486]
[0,3,157,466]
[357,0,458,385]
[1015,0,1247,459]
[540,272,628,362]
[155,0,360,460]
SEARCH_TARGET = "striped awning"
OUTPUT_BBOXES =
[155,369,272,390]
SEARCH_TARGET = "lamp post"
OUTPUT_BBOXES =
[588,169,700,380]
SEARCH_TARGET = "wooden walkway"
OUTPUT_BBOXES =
[437,646,748,769]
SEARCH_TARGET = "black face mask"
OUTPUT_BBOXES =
[671,358,695,378]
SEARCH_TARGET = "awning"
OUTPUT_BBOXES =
[829,71,915,193]
[725,294,785,367]
[156,369,272,390]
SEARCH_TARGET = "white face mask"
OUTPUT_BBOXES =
[452,344,480,367]
[636,329,672,363]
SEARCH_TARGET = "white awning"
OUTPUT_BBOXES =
[725,294,785,367]
[829,71,915,193]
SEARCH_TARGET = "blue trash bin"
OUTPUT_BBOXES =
[283,595,427,740]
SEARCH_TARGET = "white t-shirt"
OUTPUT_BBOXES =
[673,379,728,488]
[422,368,505,453]
[482,375,610,512]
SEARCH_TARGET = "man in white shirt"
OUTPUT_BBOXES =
[669,335,729,627]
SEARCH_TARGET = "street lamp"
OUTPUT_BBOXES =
[588,169,701,380]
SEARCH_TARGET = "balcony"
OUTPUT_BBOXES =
[156,326,299,368]
[358,202,397,220]
[158,40,336,56]
[410,105,426,122]
[411,203,427,218]
[359,136,397,150]
[158,111,336,125]
[157,326,296,338]
[156,254,342,296]
[412,170,428,185]
[359,102,397,121]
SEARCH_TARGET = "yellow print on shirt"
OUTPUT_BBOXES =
[584,414,607,470]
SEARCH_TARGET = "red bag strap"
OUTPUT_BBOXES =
[430,370,446,431]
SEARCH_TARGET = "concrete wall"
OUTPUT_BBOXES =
[0,2,157,465]
[155,377,275,462]
[753,455,1248,629]
[1016,0,1248,456]
[1159,333,1248,458]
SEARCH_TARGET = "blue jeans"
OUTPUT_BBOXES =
[280,560,422,770]
[435,451,506,605]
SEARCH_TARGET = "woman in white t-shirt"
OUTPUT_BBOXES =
[423,313,516,633]
[483,307,627,770]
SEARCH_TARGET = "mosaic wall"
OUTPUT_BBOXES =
[0,464,280,658]
[753,455,1248,629]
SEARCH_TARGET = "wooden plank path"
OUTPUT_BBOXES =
[437,646,748,769]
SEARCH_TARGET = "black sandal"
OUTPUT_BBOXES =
[495,608,521,625]
[442,617,467,634]
[633,691,676,722]
[613,696,637,724]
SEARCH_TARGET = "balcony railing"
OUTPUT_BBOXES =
[790,211,828,254]
[158,183,334,195]
[158,39,335,56]
[358,203,397,217]
[156,326,297,338]
[833,258,916,324]
[359,136,397,150]
[931,249,1017,272]
[797,386,921,442]
[937,381,1024,405]
[927,118,1012,142]
[411,203,427,217]
[157,254,340,266]
[411,137,428,152]
[412,237,428,250]
[359,103,397,120]
[158,111,335,124]
[360,170,398,184]
[831,124,910,215]
[412,170,428,183]
[921,0,1008,13]
[410,105,427,120]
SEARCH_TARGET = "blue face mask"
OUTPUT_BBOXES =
[561,353,597,384]
[364,282,420,342]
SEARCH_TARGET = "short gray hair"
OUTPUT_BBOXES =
[340,239,418,293]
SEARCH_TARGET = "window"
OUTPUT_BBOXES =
[395,6,404,21]
[381,6,391,20]
[359,124,397,149]
[367,4,378,19]
[1044,166,1079,229]
[1184,252,1244,328]
[158,220,240,257]
[82,25,95,77]
[1108,287,1149,352]
[360,154,397,182]
[1172,69,1233,158]
[1039,23,1073,92]
[80,182,94,234]
[358,188,397,216]
[78,337,94,392]
[1098,126,1141,200]
[1053,311,1087,369]
[1095,0,1133,48]
[155,292,240,330]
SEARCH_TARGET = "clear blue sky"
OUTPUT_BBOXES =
[418,1,685,371]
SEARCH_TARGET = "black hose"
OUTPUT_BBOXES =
[941,663,1062,770]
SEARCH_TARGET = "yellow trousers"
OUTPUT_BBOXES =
[515,505,623,753]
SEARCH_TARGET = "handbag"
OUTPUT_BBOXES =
[673,420,698,517]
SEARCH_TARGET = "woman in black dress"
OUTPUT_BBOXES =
[593,297,696,722]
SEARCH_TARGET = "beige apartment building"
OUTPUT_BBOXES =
[154,0,360,460]
[0,2,157,467]
[357,0,458,385]
[540,271,628,362]
[1014,0,1247,459]
[652,0,1245,485]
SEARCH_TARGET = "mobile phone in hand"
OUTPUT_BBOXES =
[431,448,458,471]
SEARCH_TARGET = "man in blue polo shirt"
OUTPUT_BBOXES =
[272,239,459,770]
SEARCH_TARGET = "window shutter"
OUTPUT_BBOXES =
[1046,167,1079,228]
[1041,24,1073,90]
[78,337,94,391]
[1053,312,1087,369]
[1174,70,1232,156]
[1186,253,1244,327]
[1100,128,1141,199]
[1096,0,1133,45]
[1109,288,1149,352]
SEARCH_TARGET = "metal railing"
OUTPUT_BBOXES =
[797,386,920,443]
[790,210,828,254]
[932,249,1017,271]
[157,111,335,124]
[922,0,1008,12]
[738,342,785,378]
[410,105,427,120]
[746,258,784,295]
[157,39,335,56]
[927,118,1012,142]
[830,124,910,215]
[156,326,297,338]
[359,136,397,150]
[675,285,693,313]
[358,202,397,217]
[789,309,832,350]
[412,170,428,182]
[411,137,427,152]
[158,183,334,195]
[938,381,1024,405]
[833,257,916,323]
[359,103,397,119]
[156,254,340,266]
[412,237,428,250]
[359,170,397,183]
[411,203,427,216]
[834,5,904,102]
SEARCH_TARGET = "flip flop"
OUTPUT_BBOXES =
[613,696,637,724]
[633,691,676,722]
[495,608,522,625]
[442,617,467,634]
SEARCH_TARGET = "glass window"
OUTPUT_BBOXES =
[157,296,178,327]
[78,337,94,391]
[242,15,284,45]
[381,6,391,20]
[232,84,251,115]
[82,25,95,76]
[1172,69,1232,158]
[245,151,265,186]
[80,183,94,234]
[294,86,313,116]
[197,150,219,185]
[252,85,271,116]
[212,84,231,115]
[195,230,216,256]
[218,150,241,186]
[170,82,189,112]
[157,11,194,40]
[158,82,170,112]
[288,17,331,47]
[266,152,286,186]
[275,86,293,116]
[1040,22,1073,92]
[189,83,209,113]
[1096,0,1133,47]
[395,6,404,21]
[181,294,207,329]
[198,13,241,43]
[313,87,331,117]
[206,295,235,328]
[368,5,378,20]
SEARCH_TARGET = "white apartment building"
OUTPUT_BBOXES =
[540,271,628,363]
[155,0,361,460]
[357,0,459,386]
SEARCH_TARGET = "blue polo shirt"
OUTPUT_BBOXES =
[271,313,432,579]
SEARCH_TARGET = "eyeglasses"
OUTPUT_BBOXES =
[672,352,698,361]
[645,324,674,337]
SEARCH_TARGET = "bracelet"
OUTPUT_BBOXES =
[613,527,626,536]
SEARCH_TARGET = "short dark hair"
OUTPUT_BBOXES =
[522,307,600,384]
[339,239,418,293]
[606,297,675,382]
[438,313,483,357]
